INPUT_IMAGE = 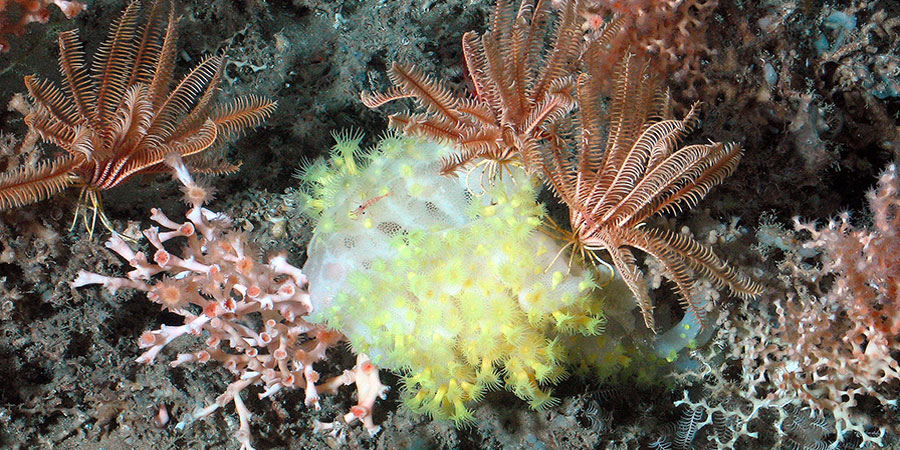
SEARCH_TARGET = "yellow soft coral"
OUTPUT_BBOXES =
[296,133,610,424]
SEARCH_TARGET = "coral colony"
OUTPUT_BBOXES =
[2,0,900,449]
[0,0,85,52]
[72,154,388,449]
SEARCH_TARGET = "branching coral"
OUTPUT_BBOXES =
[579,0,718,97]
[0,0,85,52]
[690,162,900,448]
[779,163,900,443]
[72,154,387,450]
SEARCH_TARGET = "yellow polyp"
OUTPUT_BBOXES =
[452,399,473,420]
[543,338,563,362]
[477,368,500,389]
[578,279,594,292]
[532,363,554,382]
[666,350,678,363]
[528,389,558,410]
[579,315,604,335]
[342,152,358,176]
[411,389,428,406]
[551,310,567,325]
[502,241,517,256]
[513,369,529,384]
[428,385,448,410]
[551,271,564,289]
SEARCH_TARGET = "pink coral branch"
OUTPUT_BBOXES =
[72,155,385,448]
[0,0,85,52]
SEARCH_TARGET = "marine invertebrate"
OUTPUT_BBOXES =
[0,0,85,52]
[72,154,387,449]
[578,0,718,98]
[360,0,758,333]
[679,164,900,448]
[767,163,900,445]
[542,54,762,330]
[0,0,275,231]
[296,133,610,424]
[361,0,583,177]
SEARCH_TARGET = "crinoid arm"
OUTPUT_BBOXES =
[0,157,80,210]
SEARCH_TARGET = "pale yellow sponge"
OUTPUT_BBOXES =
[296,133,610,424]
